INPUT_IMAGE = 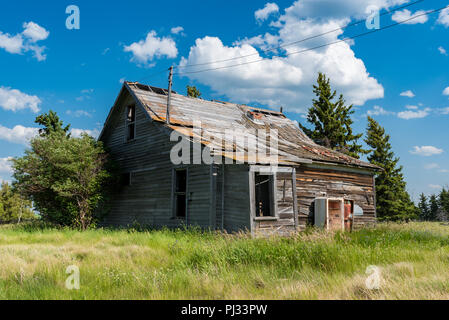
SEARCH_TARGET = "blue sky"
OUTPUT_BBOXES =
[0,0,448,201]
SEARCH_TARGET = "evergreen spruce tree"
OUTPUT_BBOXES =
[418,193,430,221]
[299,73,366,159]
[364,116,417,221]
[429,194,439,221]
[35,110,71,137]
[439,188,449,220]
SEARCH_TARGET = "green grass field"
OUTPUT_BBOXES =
[1,222,449,300]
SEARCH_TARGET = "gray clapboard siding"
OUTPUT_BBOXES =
[100,90,212,229]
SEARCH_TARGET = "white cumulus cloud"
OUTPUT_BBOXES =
[443,87,449,96]
[0,87,41,113]
[22,22,49,42]
[0,21,49,61]
[0,125,38,145]
[437,7,449,27]
[391,9,428,24]
[71,128,100,139]
[0,32,23,54]
[255,3,280,22]
[171,26,184,35]
[366,105,393,116]
[410,146,444,157]
[124,31,178,65]
[66,110,92,118]
[400,90,415,98]
[438,46,447,56]
[397,107,430,120]
[179,0,385,112]
[0,157,13,174]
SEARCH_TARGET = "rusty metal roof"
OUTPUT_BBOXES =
[124,81,378,170]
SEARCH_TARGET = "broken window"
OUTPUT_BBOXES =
[174,169,187,218]
[121,172,131,187]
[255,172,274,217]
[126,105,136,141]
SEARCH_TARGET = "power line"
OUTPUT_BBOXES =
[175,0,425,70]
[174,5,447,76]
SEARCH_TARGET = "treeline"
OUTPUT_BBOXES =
[301,73,418,221]
[418,189,449,222]
[0,182,35,223]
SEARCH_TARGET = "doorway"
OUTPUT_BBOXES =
[254,172,274,217]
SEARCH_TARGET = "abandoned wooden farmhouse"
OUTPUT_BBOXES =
[98,81,379,234]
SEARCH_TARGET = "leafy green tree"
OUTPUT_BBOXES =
[0,182,34,223]
[299,73,366,158]
[365,116,417,221]
[187,85,202,98]
[418,193,430,221]
[12,112,117,230]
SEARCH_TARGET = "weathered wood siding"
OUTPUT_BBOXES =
[252,168,298,235]
[100,91,212,229]
[296,164,376,230]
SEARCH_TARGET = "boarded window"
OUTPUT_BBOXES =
[126,105,136,141]
[255,173,274,217]
[174,169,187,218]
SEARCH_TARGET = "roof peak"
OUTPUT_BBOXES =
[126,81,285,116]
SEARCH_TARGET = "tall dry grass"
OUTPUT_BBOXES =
[0,222,449,299]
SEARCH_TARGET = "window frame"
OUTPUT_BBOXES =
[252,170,277,220]
[125,104,136,142]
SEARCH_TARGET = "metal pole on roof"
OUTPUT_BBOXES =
[166,66,174,124]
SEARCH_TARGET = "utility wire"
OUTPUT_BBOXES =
[175,5,447,76]
[175,0,425,70]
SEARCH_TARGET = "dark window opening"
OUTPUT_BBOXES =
[174,169,187,218]
[126,105,136,141]
[255,173,273,217]
[282,179,286,202]
[121,172,131,187]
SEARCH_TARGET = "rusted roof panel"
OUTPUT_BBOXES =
[125,81,379,170]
